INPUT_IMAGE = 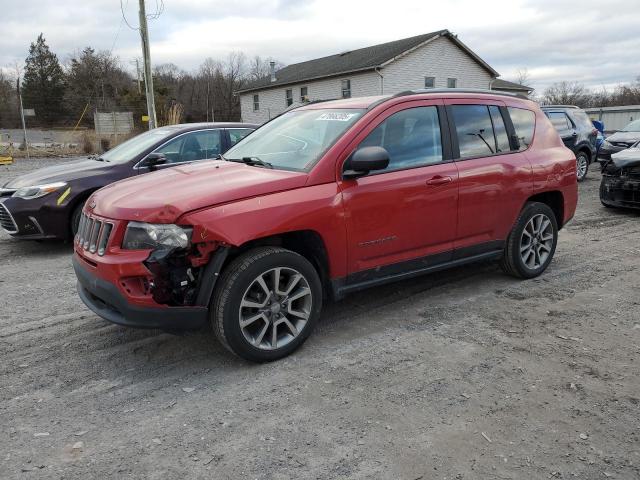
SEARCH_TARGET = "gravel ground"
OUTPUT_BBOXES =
[1,158,639,479]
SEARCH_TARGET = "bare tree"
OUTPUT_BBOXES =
[516,68,530,86]
[248,56,286,82]
[542,81,591,107]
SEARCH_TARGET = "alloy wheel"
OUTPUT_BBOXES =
[519,213,554,270]
[238,267,312,350]
[577,155,588,180]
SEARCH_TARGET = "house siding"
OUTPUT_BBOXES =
[239,35,494,124]
[382,36,493,91]
[240,71,381,124]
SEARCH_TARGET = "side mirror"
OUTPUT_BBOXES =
[142,152,167,171]
[343,146,390,179]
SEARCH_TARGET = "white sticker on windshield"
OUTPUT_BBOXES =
[315,112,358,122]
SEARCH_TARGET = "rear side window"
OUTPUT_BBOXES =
[228,128,253,146]
[571,110,594,130]
[451,105,496,159]
[547,112,571,130]
[358,106,443,171]
[507,107,536,151]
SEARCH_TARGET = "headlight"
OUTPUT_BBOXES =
[602,140,613,148]
[122,221,192,250]
[12,181,67,199]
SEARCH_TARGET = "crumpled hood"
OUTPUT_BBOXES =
[611,147,640,169]
[90,160,308,223]
[2,158,113,189]
[606,131,640,145]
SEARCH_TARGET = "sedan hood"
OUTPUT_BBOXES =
[2,158,114,189]
[611,147,640,169]
[91,160,308,223]
[606,131,640,145]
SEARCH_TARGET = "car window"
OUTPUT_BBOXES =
[489,106,511,153]
[228,128,253,146]
[358,106,443,172]
[622,119,640,132]
[571,110,594,130]
[451,105,496,159]
[547,112,571,131]
[153,130,222,163]
[507,107,536,151]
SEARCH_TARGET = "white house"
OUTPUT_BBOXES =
[238,29,514,124]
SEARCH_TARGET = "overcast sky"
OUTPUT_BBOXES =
[1,0,638,93]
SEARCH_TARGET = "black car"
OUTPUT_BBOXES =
[541,105,598,182]
[598,119,640,163]
[0,122,257,240]
[600,141,640,209]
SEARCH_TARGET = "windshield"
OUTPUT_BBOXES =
[100,128,180,164]
[622,119,640,132]
[224,109,364,171]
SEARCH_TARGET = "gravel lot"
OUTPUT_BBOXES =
[1,158,639,479]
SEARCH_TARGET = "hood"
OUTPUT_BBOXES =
[611,147,640,169]
[90,160,308,223]
[2,158,115,189]
[605,131,640,144]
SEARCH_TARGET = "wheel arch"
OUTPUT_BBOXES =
[66,187,102,238]
[526,190,565,229]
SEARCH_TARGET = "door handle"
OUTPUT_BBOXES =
[426,175,453,186]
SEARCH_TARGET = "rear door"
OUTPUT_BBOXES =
[447,101,533,251]
[339,100,459,277]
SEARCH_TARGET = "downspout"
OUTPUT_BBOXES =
[375,66,384,94]
[489,78,496,91]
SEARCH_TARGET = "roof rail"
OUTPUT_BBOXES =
[540,104,579,109]
[392,88,529,100]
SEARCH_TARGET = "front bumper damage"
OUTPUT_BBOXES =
[600,156,640,209]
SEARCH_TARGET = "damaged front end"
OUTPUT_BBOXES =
[122,221,227,307]
[600,151,640,208]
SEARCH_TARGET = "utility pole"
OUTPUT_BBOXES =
[135,59,141,94]
[16,78,30,160]
[138,0,157,129]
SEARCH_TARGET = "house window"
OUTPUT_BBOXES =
[341,79,351,99]
[447,78,457,88]
[424,77,435,88]
[285,89,293,107]
[253,94,259,111]
[300,86,308,102]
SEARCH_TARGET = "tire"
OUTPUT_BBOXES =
[500,202,558,279]
[211,247,323,362]
[70,202,84,237]
[576,151,589,182]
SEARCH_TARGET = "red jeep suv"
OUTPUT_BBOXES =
[73,90,578,362]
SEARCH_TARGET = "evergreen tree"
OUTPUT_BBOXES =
[22,33,66,126]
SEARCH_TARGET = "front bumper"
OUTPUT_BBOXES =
[600,175,640,209]
[0,196,69,239]
[598,145,627,162]
[73,254,209,330]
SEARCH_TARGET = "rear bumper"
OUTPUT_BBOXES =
[73,254,208,330]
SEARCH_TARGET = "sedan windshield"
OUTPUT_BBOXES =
[224,109,364,171]
[100,127,181,164]
[622,119,640,132]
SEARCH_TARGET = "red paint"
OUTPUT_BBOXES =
[75,91,578,312]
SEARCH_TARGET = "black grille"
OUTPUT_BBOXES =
[0,202,18,233]
[76,212,113,256]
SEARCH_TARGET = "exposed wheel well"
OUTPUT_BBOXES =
[224,230,331,297]
[527,191,565,229]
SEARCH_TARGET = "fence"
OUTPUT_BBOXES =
[585,105,640,133]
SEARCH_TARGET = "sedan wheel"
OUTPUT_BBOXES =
[576,153,589,182]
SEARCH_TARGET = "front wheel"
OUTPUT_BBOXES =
[576,152,589,182]
[211,247,323,362]
[500,202,558,279]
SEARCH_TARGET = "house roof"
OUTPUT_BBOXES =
[237,30,499,94]
[492,78,533,93]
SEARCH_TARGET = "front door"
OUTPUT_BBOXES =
[338,101,459,278]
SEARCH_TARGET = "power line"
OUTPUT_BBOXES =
[120,0,138,30]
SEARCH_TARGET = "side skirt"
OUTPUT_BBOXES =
[331,243,504,300]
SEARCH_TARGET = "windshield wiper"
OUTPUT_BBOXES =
[225,156,273,169]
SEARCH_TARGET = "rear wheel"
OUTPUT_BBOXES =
[500,202,558,279]
[211,247,323,362]
[576,151,589,182]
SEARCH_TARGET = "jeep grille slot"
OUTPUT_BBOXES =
[76,212,113,256]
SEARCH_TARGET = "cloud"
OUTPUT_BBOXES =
[0,0,638,93]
